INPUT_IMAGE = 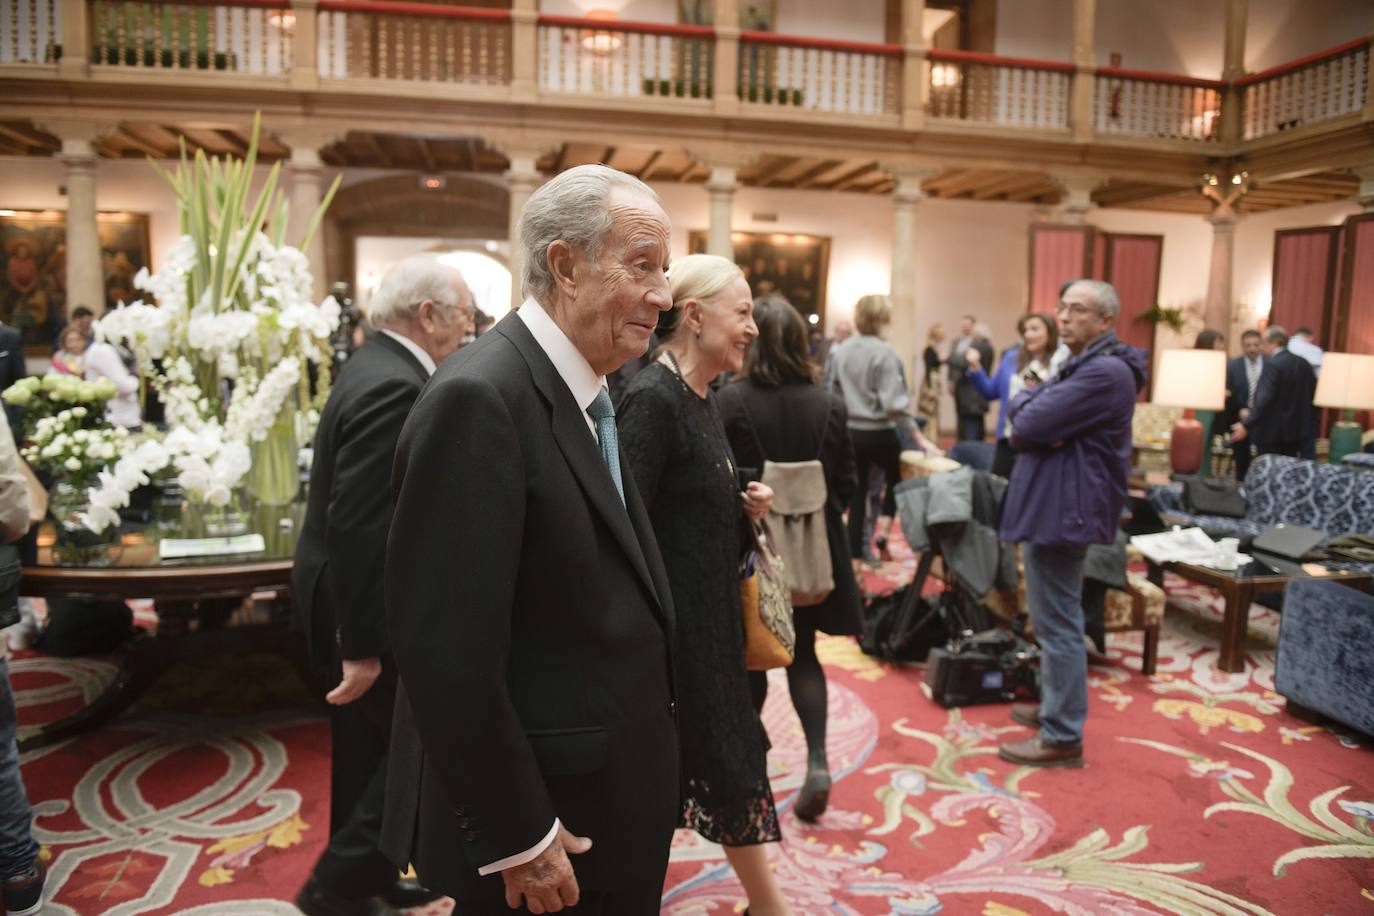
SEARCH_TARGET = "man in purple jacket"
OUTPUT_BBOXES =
[997,279,1146,767]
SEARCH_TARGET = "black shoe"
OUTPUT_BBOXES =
[382,877,445,909]
[2,861,45,916]
[794,769,832,822]
[296,876,402,916]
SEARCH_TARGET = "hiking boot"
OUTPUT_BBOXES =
[1009,703,1041,728]
[998,736,1084,769]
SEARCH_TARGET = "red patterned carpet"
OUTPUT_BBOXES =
[12,549,1374,915]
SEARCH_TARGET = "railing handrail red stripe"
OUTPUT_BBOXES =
[1237,36,1371,87]
[536,14,714,39]
[927,47,1075,74]
[1095,66,1224,90]
[318,0,510,22]
[92,0,292,9]
[738,30,901,58]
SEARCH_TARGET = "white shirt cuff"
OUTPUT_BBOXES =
[477,818,560,876]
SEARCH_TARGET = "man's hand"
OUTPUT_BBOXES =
[502,825,592,913]
[742,481,773,522]
[1239,407,1251,422]
[325,657,381,705]
[1230,422,1248,443]
[964,347,981,370]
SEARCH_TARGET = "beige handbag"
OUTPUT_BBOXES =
[739,520,795,670]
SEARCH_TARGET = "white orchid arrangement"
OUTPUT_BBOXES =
[80,112,341,533]
[21,408,130,492]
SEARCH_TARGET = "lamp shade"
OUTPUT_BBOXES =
[1152,349,1227,411]
[1313,352,1374,411]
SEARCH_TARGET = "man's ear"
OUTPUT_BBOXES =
[548,240,578,299]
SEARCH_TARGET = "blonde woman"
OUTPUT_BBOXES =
[829,294,922,563]
[618,254,792,916]
[917,323,944,435]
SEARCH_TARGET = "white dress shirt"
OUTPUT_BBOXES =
[475,300,606,877]
[378,328,436,377]
[84,342,141,428]
[1286,335,1323,377]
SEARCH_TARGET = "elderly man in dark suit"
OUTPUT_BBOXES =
[1224,329,1263,481]
[292,256,474,916]
[381,165,679,915]
[1230,325,1316,460]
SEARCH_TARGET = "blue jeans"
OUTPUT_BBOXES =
[1023,542,1088,746]
[0,658,38,881]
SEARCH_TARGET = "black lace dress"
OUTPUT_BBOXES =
[618,360,781,847]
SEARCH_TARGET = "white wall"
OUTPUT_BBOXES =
[1246,0,1373,71]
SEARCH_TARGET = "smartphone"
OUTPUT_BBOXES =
[736,466,761,492]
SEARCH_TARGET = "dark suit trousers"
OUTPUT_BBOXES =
[1256,441,1301,461]
[313,656,399,898]
[957,414,986,442]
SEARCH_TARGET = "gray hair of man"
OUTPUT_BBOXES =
[1065,279,1121,319]
[1264,324,1289,347]
[519,164,660,304]
[366,256,465,330]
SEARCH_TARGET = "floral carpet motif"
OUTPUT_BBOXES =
[12,559,1374,914]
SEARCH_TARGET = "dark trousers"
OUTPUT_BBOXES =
[1233,442,1254,483]
[1256,441,1301,460]
[956,414,986,442]
[848,428,902,558]
[312,656,400,898]
[991,438,1017,479]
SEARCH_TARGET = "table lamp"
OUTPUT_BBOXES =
[1313,352,1374,464]
[1151,349,1227,475]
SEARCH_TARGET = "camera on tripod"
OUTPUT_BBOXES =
[926,626,1040,708]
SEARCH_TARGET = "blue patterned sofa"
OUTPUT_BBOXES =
[1147,454,1374,543]
[1276,579,1374,737]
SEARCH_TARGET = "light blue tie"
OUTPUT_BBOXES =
[587,388,625,505]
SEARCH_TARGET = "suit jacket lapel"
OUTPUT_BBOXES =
[496,316,666,621]
[372,331,431,386]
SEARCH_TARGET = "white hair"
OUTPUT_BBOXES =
[520,164,659,303]
[368,256,464,329]
[1066,279,1121,319]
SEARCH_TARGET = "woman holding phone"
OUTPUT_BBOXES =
[965,313,1060,478]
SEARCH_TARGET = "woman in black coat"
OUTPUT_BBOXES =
[717,295,862,823]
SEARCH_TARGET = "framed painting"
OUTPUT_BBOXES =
[679,0,775,29]
[0,210,151,353]
[689,230,831,324]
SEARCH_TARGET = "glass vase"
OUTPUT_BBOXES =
[48,480,121,567]
[182,488,250,539]
[248,399,300,507]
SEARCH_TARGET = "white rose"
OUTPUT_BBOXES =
[64,457,82,472]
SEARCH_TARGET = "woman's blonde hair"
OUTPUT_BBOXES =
[853,294,893,336]
[926,322,944,344]
[658,254,746,340]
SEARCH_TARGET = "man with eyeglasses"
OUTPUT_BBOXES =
[995,279,1146,768]
[293,256,474,915]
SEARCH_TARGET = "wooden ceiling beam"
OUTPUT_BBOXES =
[638,149,663,179]
[973,172,1043,199]
[363,133,393,168]
[113,127,169,159]
[417,138,437,171]
[601,146,615,166]
[932,169,999,198]
[753,156,802,186]
[818,160,879,190]
[792,159,844,189]
[0,123,54,151]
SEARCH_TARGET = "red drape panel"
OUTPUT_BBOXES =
[1271,228,1337,335]
[1028,226,1090,313]
[1344,218,1374,355]
[1092,232,1107,280]
[1105,235,1161,353]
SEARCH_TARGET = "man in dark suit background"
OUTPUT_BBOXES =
[0,319,26,445]
[382,164,679,914]
[292,256,474,916]
[945,316,995,441]
[1224,328,1263,481]
[1230,325,1316,461]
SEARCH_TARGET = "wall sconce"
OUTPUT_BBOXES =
[269,10,295,32]
[581,9,623,56]
[930,63,961,89]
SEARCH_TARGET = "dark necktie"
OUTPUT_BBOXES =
[586,388,625,505]
[1247,359,1260,408]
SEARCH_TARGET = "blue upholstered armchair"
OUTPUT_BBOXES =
[1276,579,1374,737]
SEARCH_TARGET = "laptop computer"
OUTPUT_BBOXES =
[1250,523,1326,576]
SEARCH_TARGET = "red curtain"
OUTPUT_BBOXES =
[1105,235,1161,353]
[1028,226,1091,313]
[1343,217,1374,355]
[1271,228,1338,335]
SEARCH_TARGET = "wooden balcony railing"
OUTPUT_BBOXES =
[318,0,509,85]
[537,15,713,100]
[1094,68,1223,143]
[1239,37,1370,140]
[926,49,1073,130]
[89,0,293,74]
[737,32,900,115]
[3,0,61,64]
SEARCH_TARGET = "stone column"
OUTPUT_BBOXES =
[705,166,738,258]
[1354,162,1374,211]
[1203,213,1237,333]
[510,0,538,102]
[1070,0,1096,142]
[505,152,544,308]
[1053,173,1101,224]
[887,168,937,385]
[276,128,340,303]
[40,122,108,315]
[712,0,740,117]
[900,0,928,131]
[57,0,89,80]
[1220,0,1248,145]
[289,0,320,90]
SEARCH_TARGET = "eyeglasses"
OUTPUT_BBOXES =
[1056,302,1100,317]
